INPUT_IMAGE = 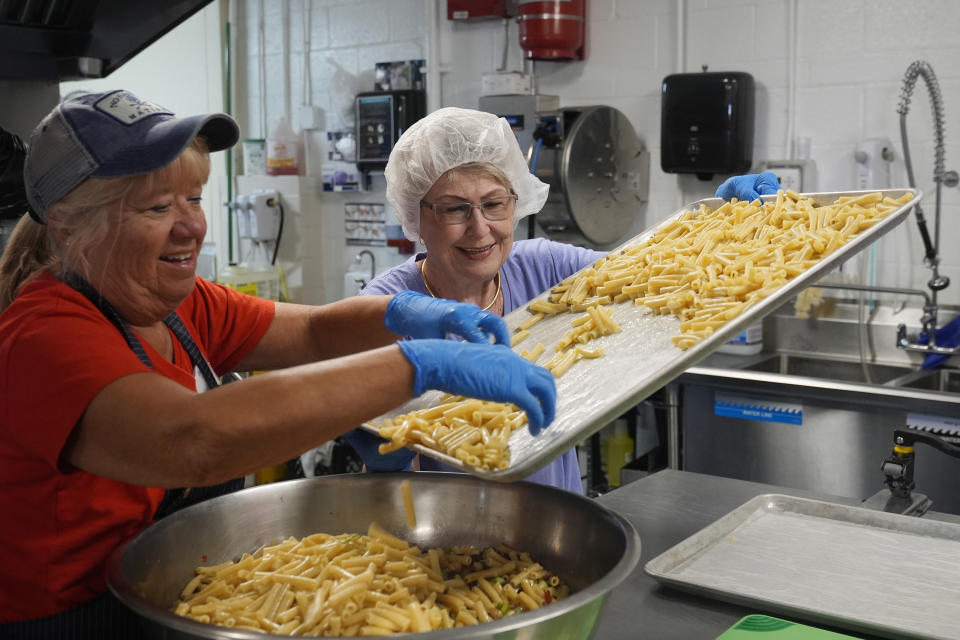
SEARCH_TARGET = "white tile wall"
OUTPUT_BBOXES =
[328,2,390,48]
[235,0,960,310]
[387,0,429,40]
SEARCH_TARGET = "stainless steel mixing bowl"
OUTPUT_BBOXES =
[106,472,640,639]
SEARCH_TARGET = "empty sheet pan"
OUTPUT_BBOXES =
[362,189,921,482]
[645,494,960,640]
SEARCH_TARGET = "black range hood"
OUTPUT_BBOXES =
[0,0,214,80]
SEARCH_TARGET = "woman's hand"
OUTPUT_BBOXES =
[385,291,510,345]
[715,171,781,202]
[398,339,556,435]
[341,428,417,472]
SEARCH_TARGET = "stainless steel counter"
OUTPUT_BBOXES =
[592,469,960,639]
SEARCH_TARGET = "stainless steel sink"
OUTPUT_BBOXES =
[738,353,917,385]
[680,305,960,517]
[682,350,960,517]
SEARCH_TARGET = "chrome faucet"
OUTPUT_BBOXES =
[861,427,960,516]
[357,250,376,281]
[894,61,959,354]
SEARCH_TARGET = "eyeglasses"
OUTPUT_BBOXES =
[420,194,518,225]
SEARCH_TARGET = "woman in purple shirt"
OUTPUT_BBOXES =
[348,107,603,494]
[343,107,775,493]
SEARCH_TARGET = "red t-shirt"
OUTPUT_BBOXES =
[0,273,275,621]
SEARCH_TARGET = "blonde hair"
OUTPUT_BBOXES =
[0,138,211,311]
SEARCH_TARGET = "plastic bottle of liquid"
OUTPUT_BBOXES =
[716,322,764,355]
[603,419,634,488]
[255,460,287,484]
[266,116,299,176]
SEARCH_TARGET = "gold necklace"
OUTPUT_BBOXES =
[418,259,502,312]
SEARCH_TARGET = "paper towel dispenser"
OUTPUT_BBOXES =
[660,71,755,180]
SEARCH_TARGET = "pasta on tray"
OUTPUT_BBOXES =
[377,396,525,470]
[528,189,914,351]
[174,523,569,636]
[372,190,913,470]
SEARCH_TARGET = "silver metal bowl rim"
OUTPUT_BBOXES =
[106,473,642,639]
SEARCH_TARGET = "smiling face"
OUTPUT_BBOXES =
[84,180,207,326]
[418,168,516,297]
[64,141,212,328]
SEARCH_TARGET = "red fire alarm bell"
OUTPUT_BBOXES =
[518,0,585,60]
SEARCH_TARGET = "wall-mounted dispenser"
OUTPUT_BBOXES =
[855,137,894,189]
[660,70,755,180]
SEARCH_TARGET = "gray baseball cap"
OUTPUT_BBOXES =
[24,89,239,223]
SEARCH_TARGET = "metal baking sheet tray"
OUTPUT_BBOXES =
[645,493,960,640]
[361,189,921,482]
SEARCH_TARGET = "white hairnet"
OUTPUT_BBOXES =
[385,107,549,241]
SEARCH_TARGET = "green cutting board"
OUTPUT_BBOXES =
[716,615,860,639]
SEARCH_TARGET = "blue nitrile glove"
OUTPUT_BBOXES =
[920,315,960,370]
[385,291,510,345]
[398,339,556,436]
[341,427,416,472]
[715,171,781,202]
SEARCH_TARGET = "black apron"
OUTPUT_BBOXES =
[1,273,243,638]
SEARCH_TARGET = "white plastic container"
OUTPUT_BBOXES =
[716,322,763,355]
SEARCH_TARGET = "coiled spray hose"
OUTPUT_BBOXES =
[897,60,947,269]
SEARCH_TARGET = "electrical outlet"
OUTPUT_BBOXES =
[855,137,894,189]
[757,159,817,192]
[773,167,802,191]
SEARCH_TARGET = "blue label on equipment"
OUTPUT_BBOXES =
[714,392,803,425]
[906,412,960,435]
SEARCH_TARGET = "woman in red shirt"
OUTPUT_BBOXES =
[0,90,556,637]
